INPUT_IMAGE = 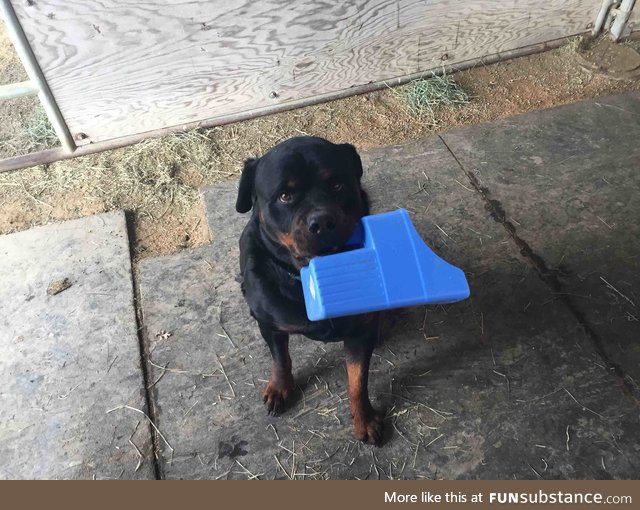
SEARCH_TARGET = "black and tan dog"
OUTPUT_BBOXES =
[236,136,383,446]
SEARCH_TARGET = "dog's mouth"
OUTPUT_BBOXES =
[292,245,340,264]
[296,240,360,262]
[316,245,342,256]
[289,215,361,267]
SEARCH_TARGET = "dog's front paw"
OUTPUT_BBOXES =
[262,374,294,416]
[353,410,384,446]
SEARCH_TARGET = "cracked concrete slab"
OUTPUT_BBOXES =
[139,135,638,479]
[0,211,154,479]
[441,92,640,389]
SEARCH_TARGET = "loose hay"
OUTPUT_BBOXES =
[0,128,232,256]
[399,72,470,124]
[21,106,59,151]
[0,104,59,158]
[1,128,222,214]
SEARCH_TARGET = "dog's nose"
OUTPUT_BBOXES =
[307,210,337,235]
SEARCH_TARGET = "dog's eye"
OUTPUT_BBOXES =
[279,192,292,203]
[332,182,344,192]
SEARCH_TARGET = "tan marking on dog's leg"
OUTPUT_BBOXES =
[345,359,383,445]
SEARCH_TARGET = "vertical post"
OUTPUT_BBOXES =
[611,0,636,41]
[592,0,616,36]
[0,0,76,153]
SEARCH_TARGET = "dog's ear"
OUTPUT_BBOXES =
[340,143,368,214]
[339,143,363,180]
[236,158,258,213]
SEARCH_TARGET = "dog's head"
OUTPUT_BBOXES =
[236,136,368,268]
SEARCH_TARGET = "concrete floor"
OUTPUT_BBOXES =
[0,212,153,479]
[2,93,639,479]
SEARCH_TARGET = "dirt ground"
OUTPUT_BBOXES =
[1,25,639,259]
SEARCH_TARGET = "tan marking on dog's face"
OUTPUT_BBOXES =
[276,231,309,270]
[287,179,298,189]
[277,232,296,250]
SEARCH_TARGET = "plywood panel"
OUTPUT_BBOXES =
[11,0,600,144]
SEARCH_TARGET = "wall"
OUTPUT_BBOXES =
[11,0,602,145]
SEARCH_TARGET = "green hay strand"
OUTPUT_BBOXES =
[402,74,470,124]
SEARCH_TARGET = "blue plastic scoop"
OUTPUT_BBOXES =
[301,209,470,321]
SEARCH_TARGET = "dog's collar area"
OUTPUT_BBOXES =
[268,252,302,281]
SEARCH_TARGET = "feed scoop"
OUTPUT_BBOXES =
[301,209,470,320]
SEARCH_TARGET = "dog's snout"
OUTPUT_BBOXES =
[307,210,337,235]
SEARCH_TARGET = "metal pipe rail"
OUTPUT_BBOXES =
[0,80,38,100]
[0,0,76,153]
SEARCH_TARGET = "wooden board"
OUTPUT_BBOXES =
[11,0,601,145]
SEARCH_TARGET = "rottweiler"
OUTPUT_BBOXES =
[235,136,383,446]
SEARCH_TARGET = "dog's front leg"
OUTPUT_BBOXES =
[343,335,383,446]
[258,322,294,415]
